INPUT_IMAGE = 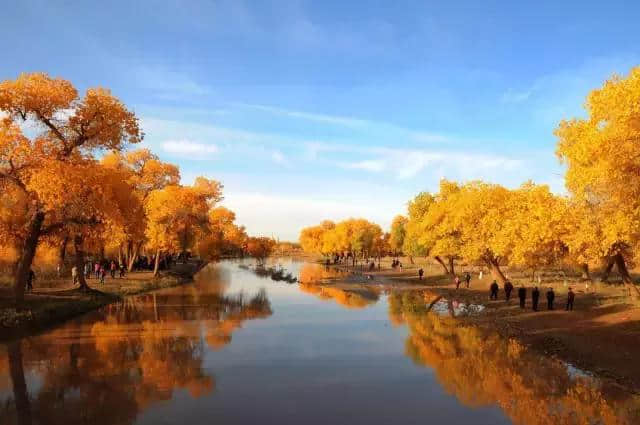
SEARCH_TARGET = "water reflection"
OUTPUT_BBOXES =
[389,290,640,425]
[298,263,380,309]
[0,265,272,425]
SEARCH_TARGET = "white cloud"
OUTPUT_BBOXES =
[236,103,451,144]
[237,103,369,128]
[222,192,398,241]
[162,139,219,156]
[130,66,212,99]
[340,159,387,172]
[501,87,536,104]
[271,151,288,165]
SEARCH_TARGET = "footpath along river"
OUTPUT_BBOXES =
[1,259,638,425]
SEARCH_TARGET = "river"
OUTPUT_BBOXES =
[1,259,638,425]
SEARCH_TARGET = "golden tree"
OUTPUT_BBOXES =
[389,215,407,257]
[0,73,141,302]
[144,178,222,275]
[556,66,640,294]
[101,149,179,270]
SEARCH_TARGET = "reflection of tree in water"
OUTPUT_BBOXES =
[298,263,347,284]
[298,263,379,309]
[389,290,640,425]
[0,282,272,425]
[299,282,379,309]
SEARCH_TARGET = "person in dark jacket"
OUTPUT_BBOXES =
[26,269,35,292]
[464,272,471,288]
[490,280,499,300]
[566,287,575,311]
[546,287,555,310]
[531,287,540,311]
[418,268,424,280]
[518,285,526,308]
[504,280,514,301]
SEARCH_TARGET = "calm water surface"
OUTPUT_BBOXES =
[1,259,638,425]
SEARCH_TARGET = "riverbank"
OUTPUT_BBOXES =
[317,257,640,392]
[0,260,206,341]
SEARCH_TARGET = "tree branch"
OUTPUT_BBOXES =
[41,216,100,236]
[35,112,67,146]
[0,170,28,193]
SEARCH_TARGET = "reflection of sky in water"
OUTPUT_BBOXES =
[0,259,525,425]
[137,260,511,425]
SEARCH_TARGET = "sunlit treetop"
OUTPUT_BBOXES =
[0,72,142,156]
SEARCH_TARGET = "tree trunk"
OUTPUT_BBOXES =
[8,341,32,425]
[434,256,450,275]
[58,235,69,271]
[127,241,142,272]
[14,211,44,305]
[153,249,161,277]
[614,253,640,297]
[581,263,592,281]
[486,257,507,285]
[118,244,123,267]
[448,257,455,276]
[74,234,89,290]
[600,258,615,282]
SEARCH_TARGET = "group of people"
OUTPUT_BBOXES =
[454,272,472,289]
[71,259,126,285]
[489,279,575,311]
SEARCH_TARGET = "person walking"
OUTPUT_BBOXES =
[504,280,514,301]
[532,286,540,311]
[566,287,575,311]
[110,260,117,279]
[99,266,106,285]
[71,265,78,286]
[465,272,471,288]
[518,285,526,308]
[94,262,100,279]
[490,280,499,300]
[84,262,91,280]
[418,268,424,280]
[26,269,35,292]
[455,275,461,290]
[546,287,555,310]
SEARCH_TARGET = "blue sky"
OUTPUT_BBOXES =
[2,1,640,240]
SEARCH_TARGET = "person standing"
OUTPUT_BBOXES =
[94,262,100,279]
[100,266,106,285]
[566,287,575,311]
[72,265,79,285]
[546,287,555,310]
[532,286,540,311]
[465,272,471,288]
[418,268,424,280]
[490,280,499,300]
[455,275,461,290]
[518,285,526,308]
[504,280,514,301]
[84,262,91,280]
